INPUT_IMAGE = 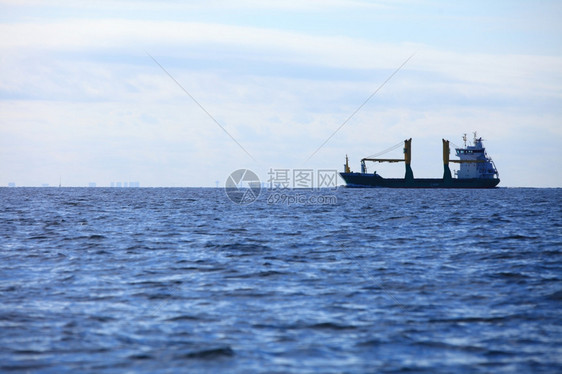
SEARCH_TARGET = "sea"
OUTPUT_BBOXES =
[1,187,561,373]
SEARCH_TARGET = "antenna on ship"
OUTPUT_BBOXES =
[463,133,468,147]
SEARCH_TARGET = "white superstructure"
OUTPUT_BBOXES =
[455,133,499,179]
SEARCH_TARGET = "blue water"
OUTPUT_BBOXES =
[1,187,561,373]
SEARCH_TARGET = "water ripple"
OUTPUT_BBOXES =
[0,187,561,373]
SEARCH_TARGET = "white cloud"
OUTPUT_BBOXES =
[1,4,561,187]
[0,0,393,12]
[0,19,407,69]
[2,18,560,92]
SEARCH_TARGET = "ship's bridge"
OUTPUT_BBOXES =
[454,134,499,179]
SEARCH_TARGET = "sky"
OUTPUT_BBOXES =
[1,0,561,187]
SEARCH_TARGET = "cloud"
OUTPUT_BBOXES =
[0,19,407,69]
[0,0,392,12]
[1,4,561,187]
[2,18,560,92]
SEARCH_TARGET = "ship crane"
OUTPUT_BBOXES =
[355,139,414,180]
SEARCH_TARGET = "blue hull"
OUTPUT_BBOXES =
[340,172,500,188]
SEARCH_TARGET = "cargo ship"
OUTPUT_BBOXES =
[340,133,500,188]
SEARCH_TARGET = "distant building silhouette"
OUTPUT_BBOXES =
[110,181,139,187]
